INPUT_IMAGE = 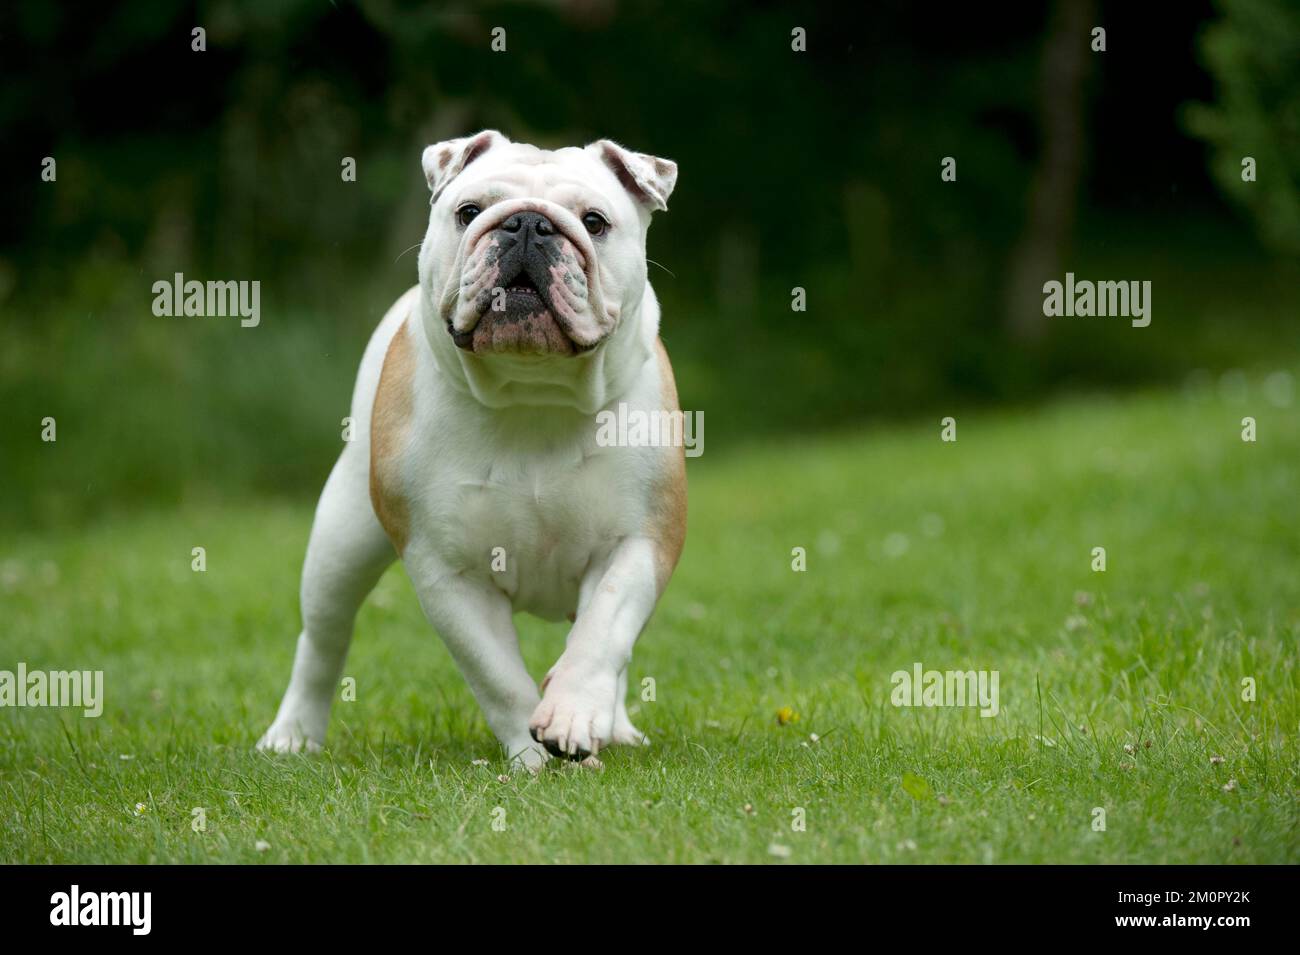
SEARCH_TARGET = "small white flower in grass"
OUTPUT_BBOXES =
[808,733,819,743]
[1218,369,1248,403]
[255,840,271,852]
[896,839,918,852]
[1210,754,1225,765]
[1263,370,1294,407]
[882,532,909,558]
[496,774,510,783]
[1123,743,1136,755]
[471,759,490,767]
[767,843,792,858]
[743,803,754,815]
[1222,779,1238,793]
[816,530,841,556]
[119,754,134,761]
[133,802,147,816]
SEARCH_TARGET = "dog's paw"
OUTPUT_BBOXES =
[256,722,323,754]
[528,665,618,760]
[506,739,550,773]
[611,710,651,747]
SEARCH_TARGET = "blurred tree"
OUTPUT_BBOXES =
[1004,0,1095,341]
[1184,0,1300,255]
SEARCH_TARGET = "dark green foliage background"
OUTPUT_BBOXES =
[0,0,1296,528]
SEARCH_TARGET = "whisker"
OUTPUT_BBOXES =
[646,257,675,277]
[394,241,423,263]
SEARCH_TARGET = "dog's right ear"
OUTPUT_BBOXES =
[422,130,509,202]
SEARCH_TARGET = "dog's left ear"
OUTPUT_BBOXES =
[590,140,677,212]
[423,130,509,202]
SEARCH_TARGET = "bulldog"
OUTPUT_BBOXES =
[257,131,685,768]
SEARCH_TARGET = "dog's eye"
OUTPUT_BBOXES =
[581,211,609,236]
[456,204,482,228]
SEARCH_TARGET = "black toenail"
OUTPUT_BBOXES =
[542,740,588,762]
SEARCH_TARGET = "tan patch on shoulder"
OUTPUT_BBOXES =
[369,319,416,554]
[647,337,687,595]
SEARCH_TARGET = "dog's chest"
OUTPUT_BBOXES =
[419,438,640,619]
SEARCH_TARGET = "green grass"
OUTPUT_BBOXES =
[1,372,1297,863]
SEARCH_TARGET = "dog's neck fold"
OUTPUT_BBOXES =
[418,286,656,414]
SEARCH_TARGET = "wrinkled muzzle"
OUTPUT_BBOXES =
[442,200,614,356]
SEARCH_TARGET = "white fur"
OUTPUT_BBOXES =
[258,135,678,767]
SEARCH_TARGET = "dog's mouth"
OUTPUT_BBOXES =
[449,263,594,357]
[501,271,544,305]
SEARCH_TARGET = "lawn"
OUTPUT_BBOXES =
[1,370,1297,864]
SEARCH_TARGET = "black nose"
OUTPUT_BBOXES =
[500,211,556,240]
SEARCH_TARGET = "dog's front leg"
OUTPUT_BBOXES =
[530,536,659,760]
[403,549,548,770]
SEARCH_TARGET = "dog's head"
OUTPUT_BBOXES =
[417,132,675,371]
